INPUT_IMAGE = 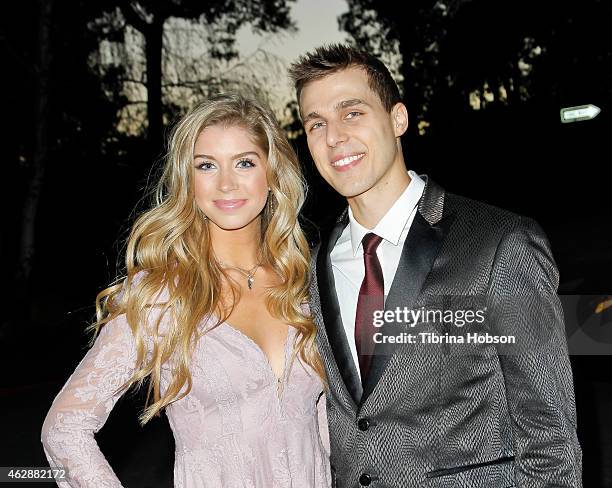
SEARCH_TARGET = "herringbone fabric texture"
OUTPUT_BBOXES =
[310,177,582,488]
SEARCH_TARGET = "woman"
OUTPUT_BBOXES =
[41,93,331,488]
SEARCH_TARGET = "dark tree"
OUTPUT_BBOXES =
[16,0,53,297]
[97,0,297,161]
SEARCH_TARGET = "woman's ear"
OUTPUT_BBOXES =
[392,102,409,137]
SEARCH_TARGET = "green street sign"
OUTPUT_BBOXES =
[560,104,601,123]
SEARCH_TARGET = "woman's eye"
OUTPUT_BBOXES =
[196,161,215,171]
[236,159,255,168]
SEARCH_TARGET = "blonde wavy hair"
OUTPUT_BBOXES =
[90,93,324,424]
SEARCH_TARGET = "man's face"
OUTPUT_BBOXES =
[299,67,407,200]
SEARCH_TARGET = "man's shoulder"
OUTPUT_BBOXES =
[443,191,550,252]
[445,190,517,219]
[445,191,523,232]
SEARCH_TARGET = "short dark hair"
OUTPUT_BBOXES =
[288,43,402,113]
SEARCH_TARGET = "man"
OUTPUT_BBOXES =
[289,44,582,487]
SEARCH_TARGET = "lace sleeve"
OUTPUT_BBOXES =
[41,314,137,488]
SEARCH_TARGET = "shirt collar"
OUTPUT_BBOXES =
[349,170,426,256]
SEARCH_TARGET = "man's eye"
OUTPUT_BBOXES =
[236,159,255,168]
[346,111,362,119]
[196,162,215,171]
[309,121,325,131]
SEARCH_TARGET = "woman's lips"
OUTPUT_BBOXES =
[213,199,247,210]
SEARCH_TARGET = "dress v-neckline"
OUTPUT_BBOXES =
[223,321,294,387]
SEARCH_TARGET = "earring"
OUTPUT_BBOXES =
[267,194,276,215]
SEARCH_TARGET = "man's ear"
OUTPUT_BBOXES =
[392,102,409,137]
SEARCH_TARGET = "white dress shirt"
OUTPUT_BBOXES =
[330,170,426,379]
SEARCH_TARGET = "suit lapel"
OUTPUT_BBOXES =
[360,176,456,406]
[317,210,363,405]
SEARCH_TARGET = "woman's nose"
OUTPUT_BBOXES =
[217,169,238,192]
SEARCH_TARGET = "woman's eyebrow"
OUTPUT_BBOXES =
[232,151,261,159]
[193,151,260,160]
[193,153,215,160]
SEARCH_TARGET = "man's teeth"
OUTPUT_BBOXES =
[332,154,363,167]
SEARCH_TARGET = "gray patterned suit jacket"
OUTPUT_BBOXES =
[310,176,582,487]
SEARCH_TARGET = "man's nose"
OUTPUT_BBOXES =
[326,120,348,147]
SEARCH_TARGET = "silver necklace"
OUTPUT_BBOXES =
[219,261,262,289]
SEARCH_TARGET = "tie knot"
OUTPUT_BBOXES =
[362,233,383,255]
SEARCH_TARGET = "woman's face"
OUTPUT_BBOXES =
[193,124,269,231]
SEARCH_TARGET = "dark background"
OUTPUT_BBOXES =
[1,0,610,486]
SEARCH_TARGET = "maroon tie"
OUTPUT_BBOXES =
[355,233,384,382]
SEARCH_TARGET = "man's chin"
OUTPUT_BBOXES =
[335,183,371,200]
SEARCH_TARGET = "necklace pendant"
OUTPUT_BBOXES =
[247,275,254,289]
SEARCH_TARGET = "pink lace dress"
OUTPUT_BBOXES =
[41,311,331,488]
